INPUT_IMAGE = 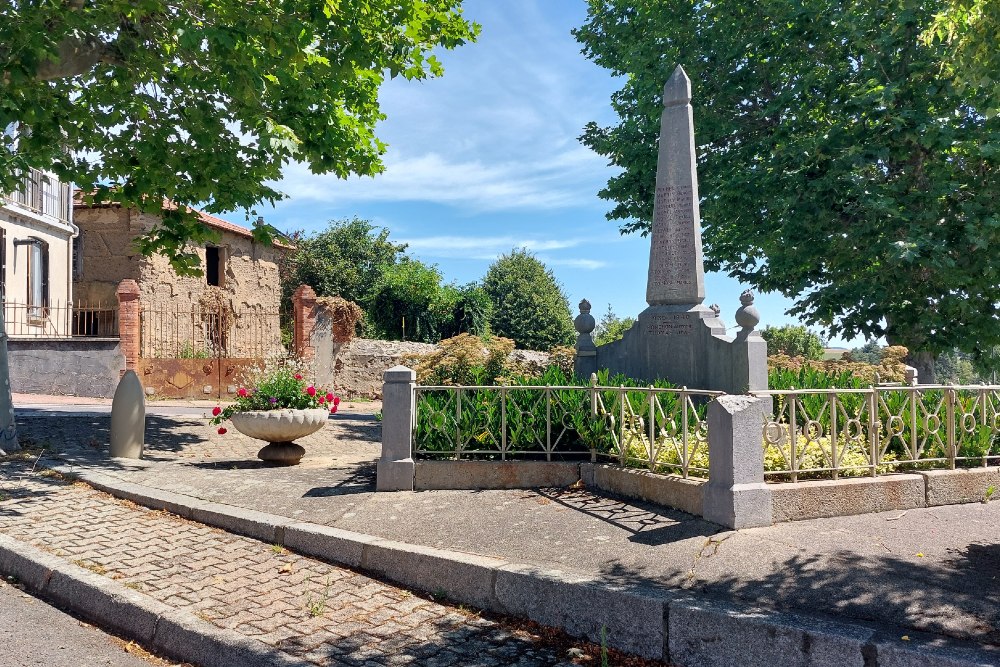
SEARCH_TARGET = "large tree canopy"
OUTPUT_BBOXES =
[1,0,477,272]
[575,0,1000,379]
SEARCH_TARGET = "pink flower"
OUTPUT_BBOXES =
[237,387,248,397]
[325,392,334,402]
[330,405,338,414]
[306,386,316,397]
[333,396,341,407]
[212,406,222,416]
[294,374,303,380]
[318,396,326,404]
[217,427,227,435]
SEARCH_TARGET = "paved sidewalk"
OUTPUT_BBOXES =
[9,404,1000,658]
[0,459,641,667]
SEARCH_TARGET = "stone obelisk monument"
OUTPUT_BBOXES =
[574,65,767,394]
[646,65,705,307]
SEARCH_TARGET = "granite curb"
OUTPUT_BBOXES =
[0,533,307,667]
[45,461,1000,666]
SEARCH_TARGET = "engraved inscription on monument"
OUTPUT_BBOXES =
[644,313,694,336]
[648,185,697,289]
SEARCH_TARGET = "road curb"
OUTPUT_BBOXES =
[45,462,1000,666]
[0,533,303,667]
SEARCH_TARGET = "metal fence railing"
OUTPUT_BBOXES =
[753,386,1000,481]
[141,304,284,359]
[3,299,119,338]
[413,382,722,479]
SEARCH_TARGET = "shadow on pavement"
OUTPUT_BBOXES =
[302,461,376,496]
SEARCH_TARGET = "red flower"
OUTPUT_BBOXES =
[318,396,326,404]
[294,374,303,380]
[306,386,316,396]
[330,405,338,414]
[212,406,222,416]
[326,392,334,402]
[237,387,248,397]
[217,427,227,435]
[333,396,341,407]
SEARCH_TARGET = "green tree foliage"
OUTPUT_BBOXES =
[760,325,825,360]
[368,259,443,342]
[482,249,575,351]
[575,1,1000,380]
[286,218,407,307]
[924,0,1000,112]
[848,340,885,365]
[593,304,635,346]
[0,1,478,273]
[367,260,490,343]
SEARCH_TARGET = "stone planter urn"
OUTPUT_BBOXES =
[229,408,329,465]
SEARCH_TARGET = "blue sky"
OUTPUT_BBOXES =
[245,0,861,348]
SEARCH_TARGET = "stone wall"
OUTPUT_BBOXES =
[323,339,438,398]
[8,338,123,398]
[316,338,553,398]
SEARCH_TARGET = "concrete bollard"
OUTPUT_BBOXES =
[110,370,145,458]
[376,365,416,491]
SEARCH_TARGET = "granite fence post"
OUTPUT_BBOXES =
[574,299,598,379]
[116,279,141,374]
[703,395,773,528]
[292,284,318,361]
[376,365,416,491]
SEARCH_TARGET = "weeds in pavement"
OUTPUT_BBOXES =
[73,559,107,576]
[305,576,332,617]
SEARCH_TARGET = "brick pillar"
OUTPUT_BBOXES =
[116,279,141,373]
[292,284,318,360]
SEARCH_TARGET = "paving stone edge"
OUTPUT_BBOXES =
[0,532,304,667]
[35,462,1000,667]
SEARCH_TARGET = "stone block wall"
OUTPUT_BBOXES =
[8,339,124,398]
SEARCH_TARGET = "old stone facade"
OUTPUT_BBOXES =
[73,202,288,357]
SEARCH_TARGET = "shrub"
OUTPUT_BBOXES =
[761,324,825,360]
[482,249,575,350]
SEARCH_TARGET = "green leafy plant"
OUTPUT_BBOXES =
[210,365,340,433]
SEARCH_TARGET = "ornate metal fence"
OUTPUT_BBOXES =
[140,303,283,359]
[413,382,721,479]
[753,385,1000,481]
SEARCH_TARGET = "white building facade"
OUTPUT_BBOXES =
[1,168,78,337]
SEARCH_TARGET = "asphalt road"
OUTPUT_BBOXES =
[0,579,171,667]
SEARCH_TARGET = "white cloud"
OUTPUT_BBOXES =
[278,145,607,213]
[541,257,608,270]
[398,235,582,255]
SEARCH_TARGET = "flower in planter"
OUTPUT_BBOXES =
[210,365,341,427]
[218,427,227,435]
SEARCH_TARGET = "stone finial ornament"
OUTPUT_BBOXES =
[574,299,596,335]
[734,290,760,333]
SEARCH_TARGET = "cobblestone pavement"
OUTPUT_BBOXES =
[0,461,593,667]
[13,408,1000,648]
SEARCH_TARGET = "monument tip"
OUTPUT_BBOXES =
[663,65,691,107]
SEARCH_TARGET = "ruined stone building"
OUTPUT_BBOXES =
[73,200,289,357]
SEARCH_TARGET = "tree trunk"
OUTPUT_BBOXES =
[907,349,936,385]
